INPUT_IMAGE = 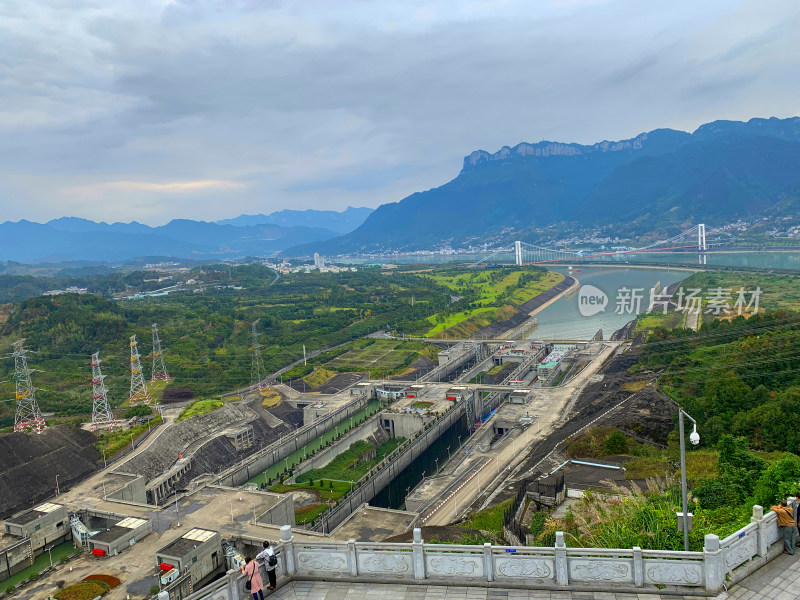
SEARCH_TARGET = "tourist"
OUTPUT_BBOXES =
[770,500,795,555]
[256,540,278,590]
[242,555,264,600]
[795,493,800,540]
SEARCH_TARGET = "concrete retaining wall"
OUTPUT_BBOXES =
[216,395,371,488]
[313,403,466,533]
[289,417,386,484]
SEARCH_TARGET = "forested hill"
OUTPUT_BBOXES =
[639,311,800,453]
[0,265,453,428]
[288,116,800,255]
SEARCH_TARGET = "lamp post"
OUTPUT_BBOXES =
[678,408,700,552]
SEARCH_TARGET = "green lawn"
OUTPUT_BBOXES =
[294,503,329,525]
[245,400,384,486]
[0,540,76,588]
[295,438,405,484]
[176,399,223,422]
[458,499,513,537]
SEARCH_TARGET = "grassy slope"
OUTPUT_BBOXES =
[176,399,224,422]
[423,269,564,337]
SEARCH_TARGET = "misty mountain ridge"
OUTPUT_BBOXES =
[1,207,373,263]
[287,116,800,255]
[216,206,373,233]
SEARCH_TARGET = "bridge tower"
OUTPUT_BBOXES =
[10,340,47,433]
[514,241,523,266]
[697,224,707,252]
[151,323,170,382]
[250,318,265,390]
[90,352,116,430]
[128,335,151,405]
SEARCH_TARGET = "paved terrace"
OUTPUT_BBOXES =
[268,552,800,600]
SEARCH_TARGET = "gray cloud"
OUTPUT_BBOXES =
[0,0,798,224]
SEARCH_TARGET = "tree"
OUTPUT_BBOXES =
[604,430,629,455]
[753,454,800,508]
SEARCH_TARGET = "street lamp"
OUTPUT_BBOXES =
[55,474,60,496]
[45,545,53,567]
[678,408,700,552]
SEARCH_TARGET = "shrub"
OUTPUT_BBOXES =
[6,585,15,595]
[124,405,152,418]
[54,580,109,600]
[604,431,629,455]
[150,584,160,595]
[753,454,800,507]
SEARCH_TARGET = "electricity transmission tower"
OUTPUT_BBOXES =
[250,319,264,391]
[128,335,151,405]
[151,323,170,382]
[11,340,47,434]
[90,352,116,430]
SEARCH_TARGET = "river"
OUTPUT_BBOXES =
[523,266,689,340]
[343,250,800,271]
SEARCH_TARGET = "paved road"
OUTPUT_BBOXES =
[422,344,617,526]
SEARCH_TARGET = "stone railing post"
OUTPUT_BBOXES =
[751,505,767,557]
[412,528,425,580]
[347,539,358,577]
[554,531,568,585]
[703,534,725,594]
[483,543,493,582]
[280,525,296,576]
[632,546,643,587]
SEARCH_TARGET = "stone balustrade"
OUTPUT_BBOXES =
[180,505,784,600]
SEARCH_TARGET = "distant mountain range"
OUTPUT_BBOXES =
[0,207,373,263]
[287,116,800,255]
[216,206,373,233]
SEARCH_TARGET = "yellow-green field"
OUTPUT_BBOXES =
[323,339,440,378]
[422,269,564,337]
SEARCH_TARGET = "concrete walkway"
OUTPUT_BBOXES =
[268,552,800,600]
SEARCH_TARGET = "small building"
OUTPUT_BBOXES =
[224,425,254,452]
[509,389,530,404]
[156,528,223,589]
[3,502,70,549]
[1,502,71,581]
[87,516,152,557]
[445,386,472,402]
[405,384,426,399]
[537,361,559,378]
[376,386,406,401]
[350,382,373,397]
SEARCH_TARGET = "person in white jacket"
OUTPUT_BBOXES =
[255,540,277,590]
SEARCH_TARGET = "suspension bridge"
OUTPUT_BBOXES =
[471,223,711,267]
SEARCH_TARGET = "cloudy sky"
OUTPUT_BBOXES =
[1,0,798,225]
